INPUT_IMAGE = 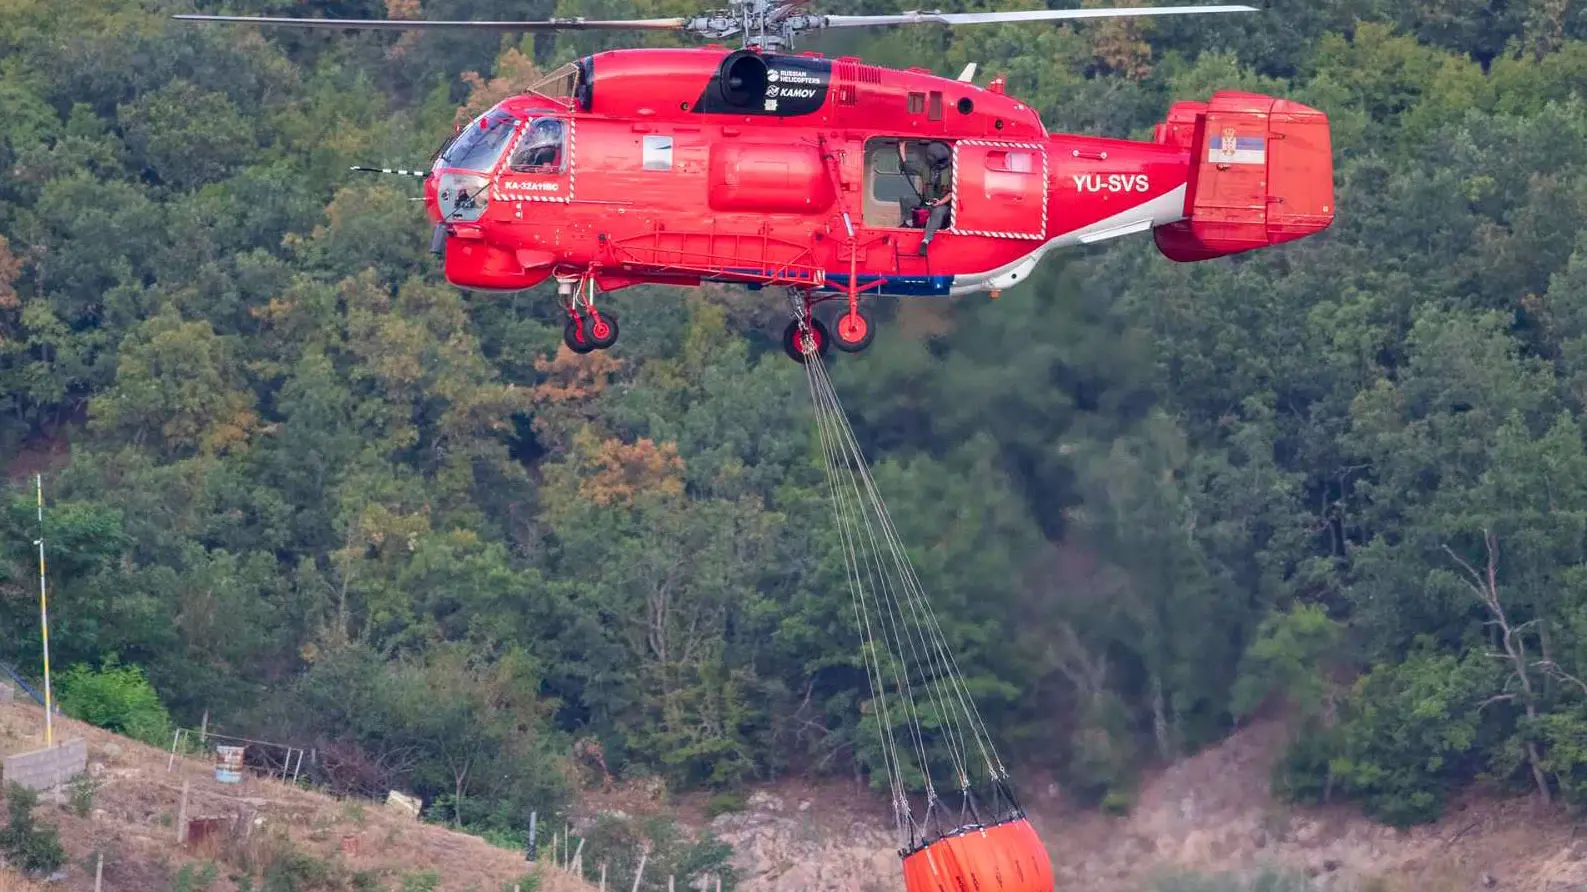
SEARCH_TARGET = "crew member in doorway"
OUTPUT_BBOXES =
[899,140,952,255]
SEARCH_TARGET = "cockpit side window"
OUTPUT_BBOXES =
[439,110,517,173]
[508,117,568,174]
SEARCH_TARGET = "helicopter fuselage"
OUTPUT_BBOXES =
[424,45,1333,324]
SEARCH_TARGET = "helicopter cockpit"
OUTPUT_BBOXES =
[508,118,568,174]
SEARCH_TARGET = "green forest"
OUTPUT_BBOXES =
[2,0,1587,850]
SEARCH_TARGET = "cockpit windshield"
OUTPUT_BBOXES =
[438,109,518,173]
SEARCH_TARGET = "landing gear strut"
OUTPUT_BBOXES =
[783,281,879,364]
[560,273,619,354]
[783,288,831,364]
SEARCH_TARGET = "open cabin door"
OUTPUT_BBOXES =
[949,140,1047,240]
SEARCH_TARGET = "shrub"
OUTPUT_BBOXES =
[704,791,746,819]
[56,656,173,746]
[0,783,65,877]
[67,772,97,818]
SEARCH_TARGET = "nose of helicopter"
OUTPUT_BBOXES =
[422,171,442,224]
[432,170,493,224]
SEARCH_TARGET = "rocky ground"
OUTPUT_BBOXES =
[1025,719,1587,892]
[579,719,1587,892]
[704,790,900,892]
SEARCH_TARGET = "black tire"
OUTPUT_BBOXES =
[564,317,595,354]
[832,308,875,353]
[783,317,830,364]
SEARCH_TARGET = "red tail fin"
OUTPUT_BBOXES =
[1151,91,1335,262]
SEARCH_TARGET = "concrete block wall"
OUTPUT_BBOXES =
[2,737,87,791]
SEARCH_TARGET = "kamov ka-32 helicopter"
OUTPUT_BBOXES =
[175,1,1335,362]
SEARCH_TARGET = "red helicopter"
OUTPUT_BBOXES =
[175,2,1336,364]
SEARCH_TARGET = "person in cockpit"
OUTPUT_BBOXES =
[511,118,565,172]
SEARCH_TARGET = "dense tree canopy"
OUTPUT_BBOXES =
[2,0,1587,847]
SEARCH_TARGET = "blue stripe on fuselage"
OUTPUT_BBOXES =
[741,273,956,297]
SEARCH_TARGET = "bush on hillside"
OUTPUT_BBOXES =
[56,656,174,746]
[0,783,65,877]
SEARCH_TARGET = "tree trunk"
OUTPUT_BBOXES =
[1150,673,1170,761]
[1522,706,1551,804]
[1445,532,1552,805]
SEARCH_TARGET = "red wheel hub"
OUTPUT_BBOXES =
[837,312,868,343]
[591,317,611,340]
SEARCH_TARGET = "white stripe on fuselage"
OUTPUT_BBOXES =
[946,183,1188,296]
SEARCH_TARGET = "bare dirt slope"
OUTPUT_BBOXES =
[586,720,1587,892]
[0,697,594,892]
[1026,719,1587,892]
[0,866,42,892]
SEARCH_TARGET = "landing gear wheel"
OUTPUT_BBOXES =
[832,308,875,353]
[564,316,595,354]
[586,311,619,349]
[783,317,830,364]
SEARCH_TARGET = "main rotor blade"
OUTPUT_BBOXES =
[818,5,1257,28]
[171,14,688,32]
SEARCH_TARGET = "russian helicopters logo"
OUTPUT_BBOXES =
[766,69,821,101]
[763,67,824,109]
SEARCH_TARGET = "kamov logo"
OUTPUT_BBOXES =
[759,65,824,108]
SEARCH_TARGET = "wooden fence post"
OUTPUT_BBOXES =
[176,780,190,843]
[631,848,648,892]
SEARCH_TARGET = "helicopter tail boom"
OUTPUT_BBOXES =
[1151,91,1335,262]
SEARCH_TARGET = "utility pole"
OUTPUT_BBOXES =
[35,474,53,747]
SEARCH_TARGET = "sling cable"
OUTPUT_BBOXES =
[795,319,1054,892]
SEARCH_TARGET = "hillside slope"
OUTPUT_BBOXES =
[594,720,1587,892]
[1026,720,1587,892]
[0,696,594,892]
